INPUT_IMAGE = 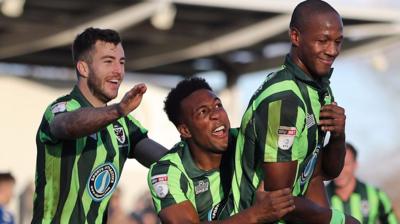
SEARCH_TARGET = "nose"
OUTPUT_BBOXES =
[113,62,124,75]
[210,107,223,120]
[325,41,340,57]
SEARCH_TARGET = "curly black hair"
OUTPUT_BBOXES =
[164,77,213,126]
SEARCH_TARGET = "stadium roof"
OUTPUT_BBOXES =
[1,0,400,86]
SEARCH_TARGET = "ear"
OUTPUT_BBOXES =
[77,60,89,78]
[289,27,300,47]
[177,124,191,139]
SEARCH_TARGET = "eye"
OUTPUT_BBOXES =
[216,102,223,108]
[199,108,207,115]
[335,39,343,45]
[120,60,125,65]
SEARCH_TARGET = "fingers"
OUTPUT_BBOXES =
[131,83,147,96]
[278,203,296,217]
[258,188,294,209]
[118,83,147,115]
[319,102,345,133]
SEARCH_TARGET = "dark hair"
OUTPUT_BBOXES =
[164,77,213,126]
[72,27,121,65]
[290,0,339,31]
[345,142,358,160]
[0,172,15,183]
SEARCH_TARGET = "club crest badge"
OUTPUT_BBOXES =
[113,125,126,144]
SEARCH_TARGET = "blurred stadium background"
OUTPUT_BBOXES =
[1,0,400,223]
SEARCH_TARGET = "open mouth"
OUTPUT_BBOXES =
[212,125,227,137]
[107,79,120,88]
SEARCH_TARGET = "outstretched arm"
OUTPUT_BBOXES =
[50,84,147,139]
[134,138,168,168]
[319,102,346,180]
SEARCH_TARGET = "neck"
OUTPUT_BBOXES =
[187,142,222,171]
[77,80,106,107]
[335,177,357,201]
[289,51,319,81]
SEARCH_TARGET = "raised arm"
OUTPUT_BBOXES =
[50,84,146,139]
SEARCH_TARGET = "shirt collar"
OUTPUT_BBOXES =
[179,141,217,178]
[70,85,94,108]
[283,55,332,91]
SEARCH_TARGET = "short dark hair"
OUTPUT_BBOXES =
[290,0,339,31]
[0,172,15,184]
[345,142,358,160]
[164,77,213,126]
[72,27,121,65]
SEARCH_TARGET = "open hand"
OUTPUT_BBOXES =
[253,187,295,223]
[117,83,147,116]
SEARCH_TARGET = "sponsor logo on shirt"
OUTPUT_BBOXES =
[277,126,296,150]
[151,174,169,198]
[195,179,209,195]
[87,163,118,201]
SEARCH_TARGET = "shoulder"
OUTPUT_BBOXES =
[122,114,148,133]
[149,142,185,174]
[43,93,80,119]
[250,72,303,109]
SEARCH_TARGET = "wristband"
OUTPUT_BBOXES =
[330,209,345,224]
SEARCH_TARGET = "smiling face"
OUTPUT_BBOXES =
[178,89,230,154]
[291,11,343,79]
[83,41,125,104]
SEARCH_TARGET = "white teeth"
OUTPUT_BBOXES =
[109,80,119,84]
[214,126,225,132]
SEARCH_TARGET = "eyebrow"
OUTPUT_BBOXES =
[100,55,126,61]
[194,97,221,112]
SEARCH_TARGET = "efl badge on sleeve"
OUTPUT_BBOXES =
[51,102,67,114]
[151,174,169,198]
[277,126,297,150]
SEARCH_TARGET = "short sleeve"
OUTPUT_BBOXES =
[38,99,80,145]
[253,92,305,162]
[148,163,190,213]
[125,115,148,158]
